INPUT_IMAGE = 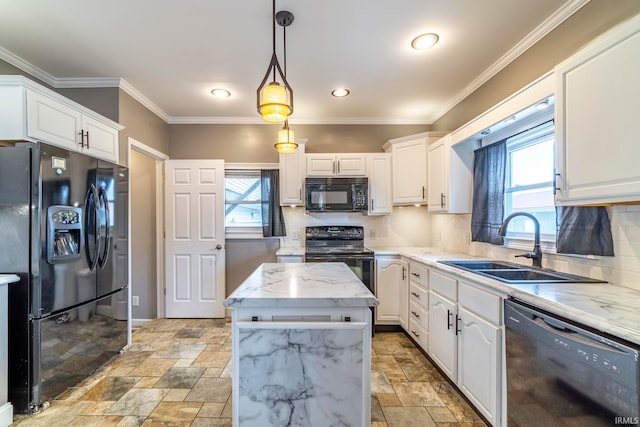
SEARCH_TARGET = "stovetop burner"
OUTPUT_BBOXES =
[304,226,372,257]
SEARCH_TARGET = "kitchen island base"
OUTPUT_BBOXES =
[224,263,378,427]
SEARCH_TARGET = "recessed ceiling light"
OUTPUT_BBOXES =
[331,88,350,97]
[211,88,231,98]
[411,33,439,50]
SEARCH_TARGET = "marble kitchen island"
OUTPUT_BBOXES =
[224,262,379,427]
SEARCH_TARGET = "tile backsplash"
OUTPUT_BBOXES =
[427,205,640,292]
[282,205,640,291]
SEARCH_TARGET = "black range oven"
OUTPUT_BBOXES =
[304,226,375,326]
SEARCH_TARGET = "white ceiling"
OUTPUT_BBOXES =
[0,0,584,125]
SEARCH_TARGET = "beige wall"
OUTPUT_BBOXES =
[432,0,640,132]
[168,124,430,162]
[57,87,119,122]
[118,90,170,164]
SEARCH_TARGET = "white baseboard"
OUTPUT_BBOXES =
[0,402,13,427]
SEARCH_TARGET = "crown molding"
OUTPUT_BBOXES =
[118,79,170,123]
[431,0,590,124]
[56,77,121,88]
[167,116,430,125]
[0,46,58,86]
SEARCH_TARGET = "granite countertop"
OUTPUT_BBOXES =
[369,246,640,346]
[224,262,379,309]
[0,274,19,286]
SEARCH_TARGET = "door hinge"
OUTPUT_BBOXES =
[163,231,166,239]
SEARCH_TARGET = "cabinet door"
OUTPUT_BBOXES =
[81,115,119,163]
[279,145,305,205]
[306,154,336,176]
[555,16,640,205]
[366,154,392,215]
[392,138,427,204]
[428,291,457,380]
[27,90,81,151]
[375,258,407,325]
[336,155,366,176]
[457,307,501,425]
[427,139,447,212]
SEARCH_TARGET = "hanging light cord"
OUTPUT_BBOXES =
[271,0,276,82]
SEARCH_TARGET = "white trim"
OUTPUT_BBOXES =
[225,162,278,170]
[0,46,58,86]
[55,77,121,88]
[131,318,154,327]
[0,402,13,427]
[127,137,169,319]
[167,116,432,125]
[118,79,170,123]
[431,0,589,123]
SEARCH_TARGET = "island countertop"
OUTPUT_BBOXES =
[223,262,379,309]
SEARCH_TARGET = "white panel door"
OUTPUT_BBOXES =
[165,159,225,318]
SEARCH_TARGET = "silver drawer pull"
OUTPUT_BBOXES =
[411,272,421,278]
[411,330,420,338]
[411,311,420,319]
[411,292,420,298]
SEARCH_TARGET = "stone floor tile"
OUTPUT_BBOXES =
[184,377,232,403]
[134,376,160,388]
[426,406,458,422]
[371,371,395,394]
[393,381,445,407]
[79,376,138,401]
[67,415,124,426]
[191,351,231,368]
[371,394,386,422]
[146,401,203,422]
[196,402,226,417]
[377,392,402,407]
[382,406,437,427]
[82,400,117,415]
[372,354,402,371]
[154,366,206,389]
[164,344,207,359]
[128,358,176,377]
[191,419,232,427]
[106,388,170,417]
[163,388,191,401]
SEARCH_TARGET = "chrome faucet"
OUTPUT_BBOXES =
[498,212,542,268]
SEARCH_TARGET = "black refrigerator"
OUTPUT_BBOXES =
[0,142,129,414]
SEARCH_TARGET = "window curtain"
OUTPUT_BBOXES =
[260,169,287,237]
[471,140,507,245]
[556,206,614,256]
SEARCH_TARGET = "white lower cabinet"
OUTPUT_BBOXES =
[276,255,304,263]
[427,269,502,426]
[375,257,408,326]
[457,306,501,426]
[408,261,429,351]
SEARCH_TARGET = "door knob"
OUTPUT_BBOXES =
[216,244,223,250]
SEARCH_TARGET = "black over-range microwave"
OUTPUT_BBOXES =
[305,177,368,212]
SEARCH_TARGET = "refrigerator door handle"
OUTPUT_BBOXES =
[83,184,100,270]
[97,186,110,269]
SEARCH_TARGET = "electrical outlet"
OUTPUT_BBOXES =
[132,295,139,306]
[292,231,298,240]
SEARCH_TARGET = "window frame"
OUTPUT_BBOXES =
[224,163,278,239]
[503,120,556,245]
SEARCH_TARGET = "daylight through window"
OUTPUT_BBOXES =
[225,170,262,229]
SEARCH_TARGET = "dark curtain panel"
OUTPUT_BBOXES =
[260,169,286,237]
[471,140,507,245]
[556,206,614,256]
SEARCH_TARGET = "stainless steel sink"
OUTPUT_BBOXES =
[438,260,607,284]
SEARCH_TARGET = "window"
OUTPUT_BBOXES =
[225,170,262,229]
[504,121,556,242]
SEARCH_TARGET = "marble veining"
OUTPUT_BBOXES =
[237,327,365,427]
[370,246,640,345]
[224,263,378,308]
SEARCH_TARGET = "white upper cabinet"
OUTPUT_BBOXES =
[384,132,447,205]
[0,76,123,163]
[279,141,306,206]
[555,15,640,205]
[306,153,366,176]
[366,153,392,215]
[427,134,478,213]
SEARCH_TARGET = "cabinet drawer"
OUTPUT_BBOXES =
[409,261,428,288]
[429,270,457,301]
[458,282,501,325]
[409,283,428,310]
[409,300,428,330]
[407,317,428,352]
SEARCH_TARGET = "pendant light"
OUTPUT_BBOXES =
[275,119,297,153]
[257,1,294,123]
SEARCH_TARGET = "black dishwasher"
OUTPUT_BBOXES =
[505,299,639,426]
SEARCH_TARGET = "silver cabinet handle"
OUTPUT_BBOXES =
[422,186,425,199]
[440,193,445,208]
[455,315,462,335]
[411,292,420,298]
[411,311,420,319]
[402,266,407,281]
[447,309,453,330]
[411,272,421,278]
[411,330,420,338]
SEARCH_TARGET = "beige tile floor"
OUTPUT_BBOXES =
[12,318,487,426]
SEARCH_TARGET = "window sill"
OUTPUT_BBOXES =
[502,237,600,260]
[225,227,263,239]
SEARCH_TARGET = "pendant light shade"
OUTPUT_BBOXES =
[257,2,294,123]
[259,82,291,123]
[275,121,297,153]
